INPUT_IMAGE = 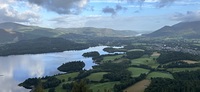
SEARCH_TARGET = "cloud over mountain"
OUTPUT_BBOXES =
[19,0,89,14]
[0,0,198,31]
[20,0,180,15]
[102,4,127,15]
[171,11,200,22]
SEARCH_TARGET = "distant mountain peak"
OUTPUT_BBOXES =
[145,21,200,38]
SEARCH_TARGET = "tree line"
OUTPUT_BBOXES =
[0,37,89,56]
[145,70,200,92]
[157,51,200,64]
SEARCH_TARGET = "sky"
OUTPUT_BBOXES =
[0,0,200,32]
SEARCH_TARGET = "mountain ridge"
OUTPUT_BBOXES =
[55,27,138,37]
[145,21,200,38]
[0,22,138,44]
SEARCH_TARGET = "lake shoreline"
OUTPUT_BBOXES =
[0,46,110,92]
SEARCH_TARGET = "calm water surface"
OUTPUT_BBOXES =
[0,46,110,92]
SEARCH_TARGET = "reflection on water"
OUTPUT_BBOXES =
[0,46,108,92]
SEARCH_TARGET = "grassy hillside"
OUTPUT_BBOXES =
[128,67,150,77]
[0,22,138,44]
[0,29,18,43]
[146,72,174,79]
[55,27,138,37]
[86,72,108,81]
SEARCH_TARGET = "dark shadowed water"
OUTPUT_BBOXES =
[0,46,110,92]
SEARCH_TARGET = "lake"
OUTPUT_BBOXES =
[0,46,110,92]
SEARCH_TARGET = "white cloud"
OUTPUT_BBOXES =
[49,14,177,31]
[90,0,123,3]
[170,10,200,22]
[0,0,198,30]
[49,15,88,28]
[19,0,187,15]
[144,0,159,3]
[20,0,89,14]
[0,0,41,24]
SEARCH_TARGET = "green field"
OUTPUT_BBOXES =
[90,82,119,92]
[86,72,108,81]
[102,55,123,63]
[44,72,79,92]
[193,44,200,46]
[55,72,79,80]
[131,57,160,68]
[114,58,130,63]
[128,67,150,77]
[146,72,174,79]
[167,67,200,73]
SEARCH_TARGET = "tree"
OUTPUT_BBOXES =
[43,77,61,89]
[34,80,44,92]
[71,80,92,92]
[48,88,55,92]
[126,51,144,59]
[82,51,100,58]
[57,61,85,73]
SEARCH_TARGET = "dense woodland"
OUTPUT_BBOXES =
[157,51,200,64]
[57,61,85,73]
[126,51,144,59]
[82,51,100,58]
[43,77,61,89]
[145,70,200,92]
[103,47,126,53]
[163,61,200,68]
